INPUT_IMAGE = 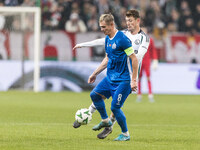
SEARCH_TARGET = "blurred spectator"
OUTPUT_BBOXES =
[178,1,192,32]
[0,0,24,31]
[118,7,128,30]
[56,4,66,30]
[109,0,122,28]
[21,0,35,6]
[179,0,190,12]
[3,0,24,6]
[179,8,194,32]
[57,0,72,30]
[89,5,98,30]
[194,3,200,32]
[50,2,62,29]
[152,21,167,62]
[42,0,65,30]
[162,0,177,18]
[1,0,199,35]
[65,12,87,33]
[166,8,180,32]
[184,17,195,32]
[144,0,162,31]
[87,16,99,31]
[127,0,140,10]
[153,21,166,40]
[95,0,110,15]
[81,2,92,25]
[71,1,80,14]
[42,0,53,30]
[81,3,99,31]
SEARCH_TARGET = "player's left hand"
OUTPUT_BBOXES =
[131,80,137,92]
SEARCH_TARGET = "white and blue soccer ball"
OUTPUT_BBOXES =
[75,108,92,125]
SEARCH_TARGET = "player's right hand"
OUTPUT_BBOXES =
[73,44,82,50]
[88,75,96,84]
[152,59,158,70]
[131,80,138,92]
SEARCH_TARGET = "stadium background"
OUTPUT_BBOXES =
[0,0,199,94]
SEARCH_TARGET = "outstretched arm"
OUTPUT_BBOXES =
[73,38,105,50]
[129,53,139,92]
[88,54,108,84]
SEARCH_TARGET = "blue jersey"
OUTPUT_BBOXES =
[105,31,133,82]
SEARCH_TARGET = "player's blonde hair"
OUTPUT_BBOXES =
[99,13,114,25]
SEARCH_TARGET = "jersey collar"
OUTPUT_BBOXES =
[109,30,118,40]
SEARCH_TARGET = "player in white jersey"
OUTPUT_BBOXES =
[73,9,150,139]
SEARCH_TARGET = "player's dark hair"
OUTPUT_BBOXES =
[126,9,140,19]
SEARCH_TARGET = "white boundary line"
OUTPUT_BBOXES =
[0,123,199,127]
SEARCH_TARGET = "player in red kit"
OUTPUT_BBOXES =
[136,30,158,103]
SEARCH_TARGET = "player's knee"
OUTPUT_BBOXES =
[90,91,101,102]
[111,105,120,114]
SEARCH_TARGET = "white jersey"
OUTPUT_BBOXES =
[77,29,150,63]
[122,29,150,62]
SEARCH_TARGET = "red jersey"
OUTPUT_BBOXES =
[142,38,157,65]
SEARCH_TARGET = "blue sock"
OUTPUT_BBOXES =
[111,106,128,133]
[90,91,108,119]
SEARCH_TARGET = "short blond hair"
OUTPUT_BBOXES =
[99,14,114,25]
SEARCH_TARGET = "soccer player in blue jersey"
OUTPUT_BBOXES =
[73,9,150,140]
[87,13,138,141]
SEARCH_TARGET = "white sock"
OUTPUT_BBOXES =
[148,94,153,99]
[122,131,129,136]
[137,94,142,99]
[110,115,116,129]
[88,103,96,114]
[102,118,109,123]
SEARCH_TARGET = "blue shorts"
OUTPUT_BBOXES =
[92,77,131,108]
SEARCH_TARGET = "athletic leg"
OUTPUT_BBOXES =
[145,63,155,102]
[97,113,116,139]
[90,77,112,131]
[111,81,131,141]
[73,77,111,129]
[137,64,144,102]
[90,91,108,119]
[88,103,97,114]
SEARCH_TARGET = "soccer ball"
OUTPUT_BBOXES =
[75,108,92,125]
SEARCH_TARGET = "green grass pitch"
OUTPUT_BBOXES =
[0,91,199,150]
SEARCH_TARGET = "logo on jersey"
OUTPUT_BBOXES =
[142,46,147,49]
[134,39,140,45]
[107,44,111,47]
[134,50,138,54]
[112,43,116,49]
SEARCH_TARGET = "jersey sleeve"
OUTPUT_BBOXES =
[137,33,150,61]
[78,38,105,47]
[149,38,158,60]
[119,34,134,56]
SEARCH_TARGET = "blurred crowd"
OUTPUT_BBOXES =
[0,0,199,34]
[42,0,200,34]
